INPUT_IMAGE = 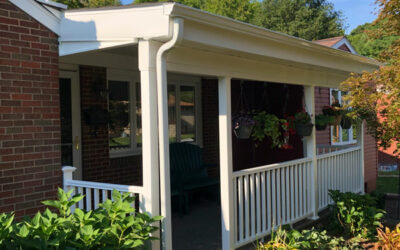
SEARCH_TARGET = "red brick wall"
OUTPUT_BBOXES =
[0,0,61,217]
[315,87,330,145]
[364,131,378,192]
[80,65,142,185]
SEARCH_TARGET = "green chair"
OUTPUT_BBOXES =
[169,142,219,213]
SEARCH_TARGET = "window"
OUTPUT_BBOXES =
[167,80,201,145]
[108,70,141,157]
[330,89,356,145]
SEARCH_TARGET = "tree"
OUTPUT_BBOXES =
[252,0,345,41]
[341,0,400,156]
[347,21,399,59]
[55,0,121,9]
[135,0,256,23]
[134,0,344,39]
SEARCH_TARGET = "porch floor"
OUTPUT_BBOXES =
[172,193,221,250]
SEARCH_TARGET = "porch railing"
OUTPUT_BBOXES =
[62,166,144,212]
[231,145,363,248]
[317,146,363,210]
[232,157,313,248]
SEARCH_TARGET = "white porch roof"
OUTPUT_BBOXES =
[59,2,380,88]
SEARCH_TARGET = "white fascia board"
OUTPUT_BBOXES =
[9,0,61,35]
[59,4,171,56]
[332,37,358,55]
[169,3,380,70]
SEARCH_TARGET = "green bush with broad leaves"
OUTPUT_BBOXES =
[258,226,346,250]
[0,188,161,249]
[329,190,384,239]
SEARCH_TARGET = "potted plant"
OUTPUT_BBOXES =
[252,111,287,148]
[322,103,342,126]
[232,112,255,139]
[294,110,313,136]
[340,109,360,129]
[315,114,334,131]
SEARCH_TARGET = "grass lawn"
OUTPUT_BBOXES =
[376,175,400,194]
[378,170,400,176]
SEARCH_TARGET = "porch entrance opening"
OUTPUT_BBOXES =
[59,72,82,180]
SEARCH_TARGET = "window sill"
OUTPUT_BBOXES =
[109,149,142,159]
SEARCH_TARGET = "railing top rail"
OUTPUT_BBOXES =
[232,157,313,178]
[317,146,361,160]
[65,179,144,194]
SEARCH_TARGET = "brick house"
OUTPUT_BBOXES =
[0,1,380,249]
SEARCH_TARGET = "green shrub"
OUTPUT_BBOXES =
[329,190,384,239]
[0,188,161,249]
[257,226,346,249]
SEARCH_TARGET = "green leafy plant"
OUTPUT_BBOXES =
[0,188,161,249]
[293,111,312,125]
[315,114,334,130]
[257,226,346,250]
[252,111,287,148]
[329,190,384,239]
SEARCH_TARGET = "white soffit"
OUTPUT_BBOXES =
[9,0,61,35]
[59,4,171,56]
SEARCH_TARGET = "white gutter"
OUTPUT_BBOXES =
[156,17,184,250]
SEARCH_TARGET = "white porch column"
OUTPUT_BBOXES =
[138,40,160,250]
[218,76,235,250]
[304,85,319,220]
[357,121,365,193]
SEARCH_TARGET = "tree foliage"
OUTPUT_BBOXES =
[55,0,121,8]
[348,21,399,59]
[135,0,344,40]
[252,0,345,41]
[341,0,400,156]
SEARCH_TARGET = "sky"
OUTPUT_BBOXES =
[121,0,378,34]
[330,0,378,33]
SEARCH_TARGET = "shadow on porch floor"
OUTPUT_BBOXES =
[172,193,222,250]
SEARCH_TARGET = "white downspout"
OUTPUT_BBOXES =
[156,17,184,250]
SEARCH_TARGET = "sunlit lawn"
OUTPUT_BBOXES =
[377,175,399,194]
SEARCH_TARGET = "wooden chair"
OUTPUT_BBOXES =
[170,142,219,213]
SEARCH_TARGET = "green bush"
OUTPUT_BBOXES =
[329,190,384,239]
[0,188,161,249]
[257,226,346,249]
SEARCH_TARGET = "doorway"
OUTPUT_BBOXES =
[59,71,82,179]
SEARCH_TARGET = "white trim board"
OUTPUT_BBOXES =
[332,37,358,55]
[9,0,61,35]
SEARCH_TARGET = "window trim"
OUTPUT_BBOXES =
[168,74,202,147]
[330,88,357,146]
[107,69,141,158]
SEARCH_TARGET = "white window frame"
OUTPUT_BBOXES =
[168,74,202,147]
[330,88,357,145]
[107,69,141,158]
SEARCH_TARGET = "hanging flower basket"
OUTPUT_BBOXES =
[235,124,254,139]
[315,123,327,131]
[330,115,342,126]
[340,116,352,129]
[232,113,255,139]
[295,123,313,137]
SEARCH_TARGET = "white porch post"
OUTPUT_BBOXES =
[138,40,160,250]
[304,85,319,220]
[218,76,235,250]
[357,121,365,193]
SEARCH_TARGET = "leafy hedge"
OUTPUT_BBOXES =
[0,188,161,249]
